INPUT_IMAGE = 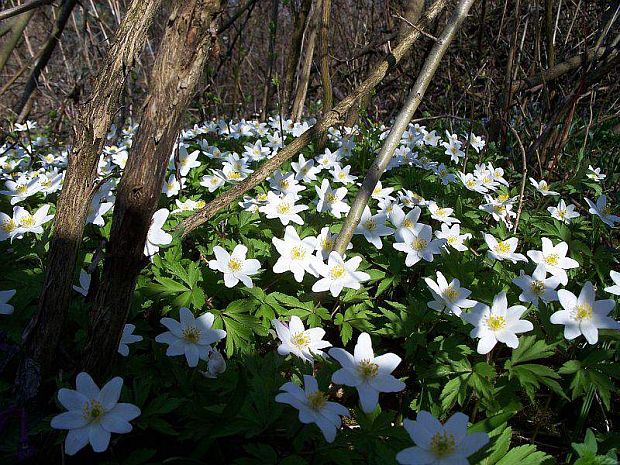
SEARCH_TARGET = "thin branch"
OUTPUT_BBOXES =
[0,0,53,22]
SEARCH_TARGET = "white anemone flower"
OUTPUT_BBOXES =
[330,164,357,185]
[427,202,460,225]
[435,223,471,252]
[272,226,319,282]
[604,271,620,296]
[73,270,91,297]
[512,268,561,306]
[291,154,320,182]
[396,411,489,465]
[548,199,580,224]
[0,289,16,315]
[424,271,477,316]
[389,205,421,241]
[50,373,141,455]
[315,179,350,218]
[462,292,533,354]
[354,206,394,249]
[551,281,619,344]
[329,332,405,413]
[275,375,349,443]
[271,316,331,363]
[484,234,527,263]
[585,195,619,227]
[208,244,261,288]
[268,170,306,197]
[155,307,226,367]
[586,165,606,182]
[393,224,445,266]
[144,208,173,256]
[526,238,579,285]
[118,324,143,356]
[529,178,559,196]
[259,191,308,225]
[311,251,370,297]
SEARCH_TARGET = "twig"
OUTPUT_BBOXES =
[0,0,53,22]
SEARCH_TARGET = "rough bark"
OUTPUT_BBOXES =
[178,0,449,237]
[82,0,221,380]
[334,0,476,254]
[16,0,162,404]
[397,0,425,42]
[282,0,313,114]
[14,0,78,120]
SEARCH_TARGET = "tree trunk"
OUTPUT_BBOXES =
[0,10,35,73]
[281,0,313,115]
[334,0,476,254]
[260,0,279,120]
[396,0,424,42]
[14,0,78,120]
[82,0,221,380]
[290,0,321,122]
[317,0,332,149]
[16,0,162,404]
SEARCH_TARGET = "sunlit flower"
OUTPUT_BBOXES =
[315,179,350,218]
[551,281,619,344]
[527,238,579,285]
[259,192,308,225]
[529,178,559,196]
[268,170,306,197]
[354,206,394,249]
[51,373,141,455]
[291,154,320,182]
[155,307,226,367]
[311,251,370,297]
[462,292,533,354]
[393,224,444,266]
[604,271,620,296]
[330,164,357,185]
[144,208,172,256]
[396,411,489,465]
[271,316,331,363]
[484,234,527,263]
[435,223,471,252]
[548,199,580,224]
[512,267,561,306]
[424,271,477,316]
[329,332,405,413]
[209,244,261,288]
[586,165,606,182]
[272,226,319,282]
[427,202,460,225]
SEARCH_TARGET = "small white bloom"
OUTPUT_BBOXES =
[268,170,306,197]
[272,316,331,363]
[330,164,357,185]
[329,332,405,413]
[435,223,471,252]
[462,292,533,354]
[272,226,319,282]
[144,209,173,256]
[291,154,320,182]
[586,165,606,182]
[155,307,226,367]
[424,271,477,316]
[396,411,489,465]
[551,281,619,344]
[118,324,142,356]
[585,195,619,227]
[50,373,141,455]
[604,271,620,296]
[209,244,261,288]
[311,251,370,297]
[526,238,579,285]
[354,206,394,249]
[201,348,226,378]
[427,202,460,225]
[259,192,308,225]
[548,199,580,224]
[484,233,527,263]
[0,289,16,315]
[315,179,350,218]
[530,178,559,196]
[275,375,349,443]
[512,267,561,306]
[389,205,421,241]
[393,224,445,266]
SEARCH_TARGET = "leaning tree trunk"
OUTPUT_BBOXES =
[16,0,162,404]
[290,0,321,122]
[82,0,221,380]
[281,0,313,115]
[334,0,477,254]
[0,10,35,73]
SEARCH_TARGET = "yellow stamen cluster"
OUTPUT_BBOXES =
[277,203,291,214]
[182,326,201,344]
[291,331,310,349]
[486,315,506,331]
[494,241,511,254]
[228,258,242,272]
[574,303,593,321]
[307,391,328,411]
[430,432,456,457]
[357,359,379,379]
[330,264,346,279]
[544,253,559,266]
[83,400,105,422]
[530,280,545,295]
[290,246,306,260]
[1,219,16,233]
[364,219,377,231]
[412,238,428,251]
